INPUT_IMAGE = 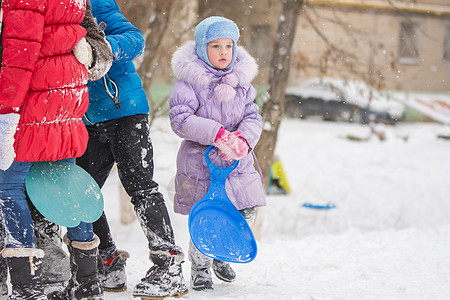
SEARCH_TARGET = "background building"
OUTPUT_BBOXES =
[152,0,449,94]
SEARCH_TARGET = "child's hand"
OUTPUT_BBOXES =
[84,38,114,82]
[231,130,249,146]
[214,128,249,160]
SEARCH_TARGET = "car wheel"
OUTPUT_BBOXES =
[323,113,334,121]
[336,109,351,122]
[285,96,304,118]
[292,105,304,119]
[351,108,364,124]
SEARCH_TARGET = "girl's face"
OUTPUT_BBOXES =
[207,38,233,69]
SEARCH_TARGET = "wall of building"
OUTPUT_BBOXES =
[285,1,450,92]
[152,0,449,94]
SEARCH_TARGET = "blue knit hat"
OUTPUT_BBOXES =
[194,16,240,69]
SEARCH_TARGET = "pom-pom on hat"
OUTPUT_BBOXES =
[194,16,240,69]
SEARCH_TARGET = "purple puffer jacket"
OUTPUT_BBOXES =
[169,41,266,215]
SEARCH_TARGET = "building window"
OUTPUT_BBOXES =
[444,25,450,62]
[399,22,419,64]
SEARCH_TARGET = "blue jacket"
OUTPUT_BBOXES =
[84,0,149,124]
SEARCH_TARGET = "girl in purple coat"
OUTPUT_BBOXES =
[169,16,266,291]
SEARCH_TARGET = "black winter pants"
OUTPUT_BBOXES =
[77,114,182,258]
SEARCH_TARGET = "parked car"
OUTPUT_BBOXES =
[285,77,405,124]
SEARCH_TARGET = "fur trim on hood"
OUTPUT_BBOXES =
[171,41,258,91]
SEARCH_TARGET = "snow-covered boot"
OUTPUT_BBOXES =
[190,267,214,291]
[48,235,103,300]
[0,281,7,300]
[2,247,47,299]
[133,251,188,299]
[188,239,213,290]
[0,230,7,298]
[32,207,71,294]
[101,250,130,292]
[212,259,236,283]
[0,247,8,298]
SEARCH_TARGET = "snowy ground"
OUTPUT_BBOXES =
[101,117,450,300]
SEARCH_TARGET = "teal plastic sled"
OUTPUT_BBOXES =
[25,161,104,227]
[188,146,257,263]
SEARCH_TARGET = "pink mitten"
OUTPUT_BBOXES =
[231,130,249,146]
[214,128,249,160]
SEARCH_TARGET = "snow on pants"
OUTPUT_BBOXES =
[189,207,256,268]
[0,160,94,288]
[76,114,182,258]
[0,201,71,286]
[0,159,94,247]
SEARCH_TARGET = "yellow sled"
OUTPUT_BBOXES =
[268,159,291,194]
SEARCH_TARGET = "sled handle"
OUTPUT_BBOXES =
[204,146,239,184]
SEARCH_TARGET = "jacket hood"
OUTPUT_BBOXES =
[171,41,258,90]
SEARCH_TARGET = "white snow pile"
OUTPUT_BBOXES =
[390,91,450,125]
[102,117,450,300]
[285,77,405,118]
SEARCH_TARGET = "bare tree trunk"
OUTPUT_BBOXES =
[118,0,175,92]
[119,184,136,225]
[256,0,303,190]
[252,0,303,239]
[116,0,182,129]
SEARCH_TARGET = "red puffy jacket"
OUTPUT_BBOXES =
[0,0,89,162]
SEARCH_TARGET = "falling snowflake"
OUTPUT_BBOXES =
[70,0,85,11]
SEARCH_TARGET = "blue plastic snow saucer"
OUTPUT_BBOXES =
[25,161,104,227]
[302,202,337,210]
[188,146,257,263]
